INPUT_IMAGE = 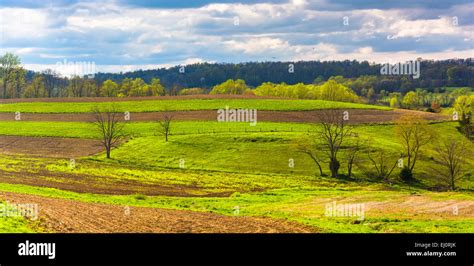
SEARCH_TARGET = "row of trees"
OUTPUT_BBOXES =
[386,87,472,111]
[209,79,359,102]
[297,110,471,190]
[208,78,473,110]
[0,58,167,98]
[389,91,473,139]
[2,52,473,99]
[0,53,168,98]
[0,53,49,98]
[254,80,359,102]
[94,59,474,90]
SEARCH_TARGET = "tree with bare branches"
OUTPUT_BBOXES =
[157,111,173,142]
[300,109,352,178]
[365,147,400,182]
[91,105,126,159]
[345,133,363,179]
[395,115,432,181]
[297,137,325,176]
[318,109,353,178]
[433,139,471,191]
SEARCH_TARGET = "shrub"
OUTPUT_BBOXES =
[179,88,206,95]
[390,97,400,108]
[243,89,255,96]
[210,79,249,95]
[133,194,147,200]
[399,167,413,181]
[230,192,241,198]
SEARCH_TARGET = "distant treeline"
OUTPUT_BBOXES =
[1,52,473,99]
[95,59,474,92]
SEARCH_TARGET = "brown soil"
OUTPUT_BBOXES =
[0,191,316,233]
[0,135,102,158]
[0,169,229,197]
[0,135,229,196]
[366,195,474,218]
[0,109,449,123]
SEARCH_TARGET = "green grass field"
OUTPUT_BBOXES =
[0,121,314,138]
[0,99,472,233]
[0,120,472,188]
[0,117,474,233]
[0,180,472,233]
[0,98,390,113]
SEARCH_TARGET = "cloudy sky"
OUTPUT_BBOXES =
[0,0,473,75]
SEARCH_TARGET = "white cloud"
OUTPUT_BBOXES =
[291,43,339,61]
[387,17,460,39]
[15,47,37,55]
[224,37,290,54]
[0,8,50,39]
[23,57,212,76]
[357,46,373,54]
[319,49,474,63]
[181,57,208,65]
[1,0,472,69]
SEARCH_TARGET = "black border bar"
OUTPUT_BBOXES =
[0,233,472,265]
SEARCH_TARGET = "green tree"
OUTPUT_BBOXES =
[390,97,400,108]
[317,80,358,102]
[148,78,166,96]
[128,78,146,97]
[289,83,309,99]
[402,91,419,109]
[120,78,133,96]
[83,79,99,97]
[100,79,119,97]
[454,95,474,138]
[0,53,21,98]
[366,88,375,103]
[8,67,26,98]
[23,75,47,98]
[67,76,84,97]
[210,79,248,95]
[313,75,324,85]
[254,82,277,96]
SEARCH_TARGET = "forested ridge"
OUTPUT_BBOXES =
[95,59,474,91]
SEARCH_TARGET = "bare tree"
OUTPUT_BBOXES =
[91,105,126,158]
[433,139,470,191]
[395,114,432,180]
[297,138,325,176]
[364,147,400,182]
[158,111,173,142]
[299,110,353,178]
[345,134,363,179]
[318,109,353,178]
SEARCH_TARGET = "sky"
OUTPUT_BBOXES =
[0,0,473,75]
